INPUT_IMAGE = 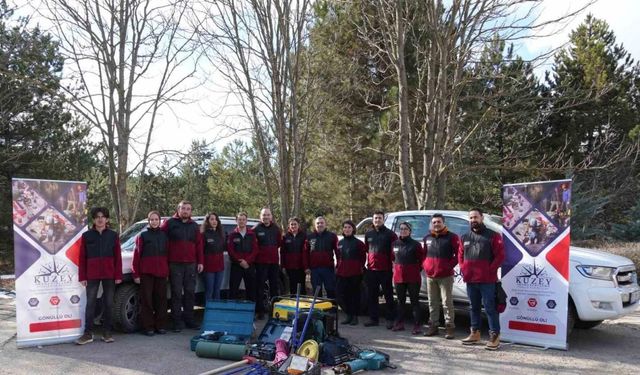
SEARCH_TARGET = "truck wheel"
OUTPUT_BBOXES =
[575,319,603,329]
[567,300,577,336]
[113,284,140,333]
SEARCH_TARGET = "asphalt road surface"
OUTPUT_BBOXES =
[1,297,639,375]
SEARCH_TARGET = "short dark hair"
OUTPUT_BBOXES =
[469,207,484,216]
[236,211,248,219]
[399,221,412,231]
[373,210,385,217]
[342,220,356,231]
[90,207,109,219]
[432,213,445,222]
[178,200,192,209]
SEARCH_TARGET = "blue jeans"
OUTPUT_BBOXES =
[204,271,224,301]
[466,282,500,333]
[310,267,336,299]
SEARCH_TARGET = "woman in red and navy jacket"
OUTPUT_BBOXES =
[77,207,122,345]
[392,222,425,334]
[132,211,169,336]
[336,220,366,326]
[201,212,226,301]
[280,217,307,294]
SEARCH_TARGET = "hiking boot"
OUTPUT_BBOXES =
[75,332,93,345]
[101,331,114,343]
[341,315,353,325]
[385,320,394,330]
[411,324,422,335]
[364,320,379,327]
[461,329,480,345]
[185,322,200,330]
[485,331,500,350]
[349,316,359,326]
[391,322,405,332]
[144,330,155,337]
[445,324,455,339]
[423,324,439,337]
[155,329,167,335]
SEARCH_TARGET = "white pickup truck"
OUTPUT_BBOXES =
[356,210,640,332]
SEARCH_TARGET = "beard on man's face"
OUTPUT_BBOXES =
[470,222,481,230]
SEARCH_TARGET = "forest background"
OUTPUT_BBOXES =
[2,0,639,273]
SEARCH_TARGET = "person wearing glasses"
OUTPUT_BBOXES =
[391,222,425,334]
[422,213,461,339]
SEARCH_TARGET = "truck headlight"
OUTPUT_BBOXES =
[576,265,616,281]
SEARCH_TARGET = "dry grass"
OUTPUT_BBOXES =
[574,241,640,271]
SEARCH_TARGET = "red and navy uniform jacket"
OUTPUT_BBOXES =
[227,227,259,265]
[392,236,425,284]
[79,227,123,282]
[132,227,168,278]
[203,228,225,273]
[336,235,366,277]
[160,215,204,264]
[459,225,505,283]
[422,228,460,278]
[253,223,282,264]
[304,230,338,269]
[280,231,307,270]
[364,225,397,271]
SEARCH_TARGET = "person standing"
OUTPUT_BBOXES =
[460,208,505,350]
[132,211,169,336]
[336,220,367,326]
[202,212,226,301]
[253,207,282,320]
[364,211,398,328]
[76,207,122,345]
[227,212,259,304]
[423,213,461,339]
[304,216,338,299]
[160,201,204,332]
[281,217,307,294]
[391,222,425,334]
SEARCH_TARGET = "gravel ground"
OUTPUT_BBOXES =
[1,297,639,375]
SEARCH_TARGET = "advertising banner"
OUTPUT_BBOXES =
[500,179,571,349]
[12,178,88,347]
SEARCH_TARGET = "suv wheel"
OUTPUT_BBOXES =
[113,284,140,333]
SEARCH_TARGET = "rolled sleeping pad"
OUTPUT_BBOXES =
[195,341,247,361]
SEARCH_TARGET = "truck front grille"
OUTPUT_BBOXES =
[616,269,638,287]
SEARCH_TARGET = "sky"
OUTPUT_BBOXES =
[9,0,640,171]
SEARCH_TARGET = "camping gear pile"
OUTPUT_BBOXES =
[196,286,394,375]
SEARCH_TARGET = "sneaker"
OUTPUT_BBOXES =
[75,332,93,345]
[411,324,422,335]
[461,329,480,345]
[424,324,439,337]
[101,332,114,343]
[391,322,405,332]
[363,320,379,327]
[485,331,500,351]
[155,329,167,335]
[349,316,359,326]
[144,330,155,337]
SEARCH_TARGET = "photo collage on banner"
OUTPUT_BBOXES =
[12,178,88,347]
[500,179,572,349]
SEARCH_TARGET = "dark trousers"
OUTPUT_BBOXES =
[337,275,362,317]
[310,267,336,299]
[169,262,196,327]
[366,270,395,321]
[255,263,280,314]
[396,282,421,325]
[229,263,256,301]
[286,269,306,294]
[85,279,115,333]
[139,274,168,331]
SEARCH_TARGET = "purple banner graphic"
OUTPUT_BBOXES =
[12,178,87,347]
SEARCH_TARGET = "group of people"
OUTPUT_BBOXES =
[75,202,505,351]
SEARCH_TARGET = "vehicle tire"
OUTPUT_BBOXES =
[575,319,603,329]
[113,283,140,333]
[567,299,577,336]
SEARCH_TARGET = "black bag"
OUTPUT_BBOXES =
[495,281,507,313]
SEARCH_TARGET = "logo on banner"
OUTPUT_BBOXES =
[34,259,75,287]
[546,300,557,309]
[49,296,61,306]
[527,298,538,308]
[515,262,552,289]
[28,297,39,307]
